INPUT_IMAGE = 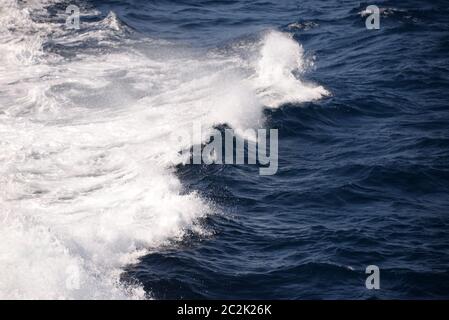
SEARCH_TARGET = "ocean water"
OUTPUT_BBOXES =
[0,0,448,299]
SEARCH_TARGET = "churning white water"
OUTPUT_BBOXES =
[0,0,328,299]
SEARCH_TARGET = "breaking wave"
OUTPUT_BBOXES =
[0,0,327,299]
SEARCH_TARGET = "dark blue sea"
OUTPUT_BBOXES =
[0,0,448,299]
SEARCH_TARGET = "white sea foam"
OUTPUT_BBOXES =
[0,0,327,299]
[253,31,329,107]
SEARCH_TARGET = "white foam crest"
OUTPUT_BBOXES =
[251,31,329,107]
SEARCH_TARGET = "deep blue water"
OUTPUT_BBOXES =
[107,0,449,299]
[109,0,449,299]
[3,0,448,299]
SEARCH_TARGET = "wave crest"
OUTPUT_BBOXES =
[0,0,327,299]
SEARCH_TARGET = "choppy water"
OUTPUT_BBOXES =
[0,0,448,299]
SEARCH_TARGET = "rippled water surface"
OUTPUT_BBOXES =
[0,0,448,299]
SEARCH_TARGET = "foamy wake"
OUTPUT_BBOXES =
[0,0,327,299]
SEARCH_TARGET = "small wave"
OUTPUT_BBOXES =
[252,31,329,107]
[287,21,319,31]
